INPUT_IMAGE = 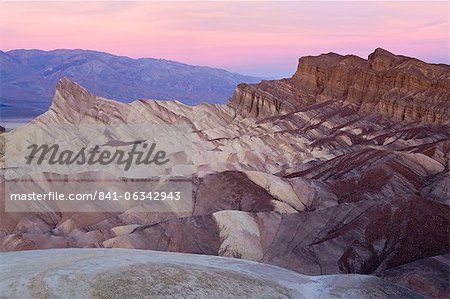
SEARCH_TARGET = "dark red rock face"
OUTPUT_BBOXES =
[1,49,449,298]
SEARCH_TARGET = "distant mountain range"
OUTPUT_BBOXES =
[0,49,262,122]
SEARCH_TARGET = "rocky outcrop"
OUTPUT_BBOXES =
[229,48,450,124]
[227,81,293,118]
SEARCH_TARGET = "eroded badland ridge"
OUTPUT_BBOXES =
[1,48,449,298]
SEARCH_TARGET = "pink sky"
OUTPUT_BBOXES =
[1,1,448,77]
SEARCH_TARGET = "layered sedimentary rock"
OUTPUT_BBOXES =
[229,48,450,123]
[1,49,449,298]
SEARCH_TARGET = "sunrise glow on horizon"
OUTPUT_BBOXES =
[1,1,448,77]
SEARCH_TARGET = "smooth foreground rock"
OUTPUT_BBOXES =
[0,248,424,299]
